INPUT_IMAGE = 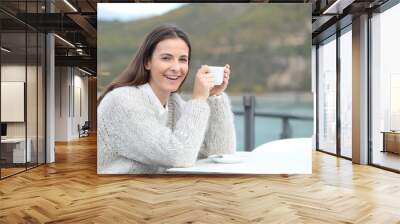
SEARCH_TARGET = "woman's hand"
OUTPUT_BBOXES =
[210,64,230,96]
[192,65,215,101]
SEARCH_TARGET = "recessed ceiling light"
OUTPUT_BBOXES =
[54,34,75,48]
[1,47,11,53]
[322,0,355,15]
[78,67,93,76]
[63,0,78,12]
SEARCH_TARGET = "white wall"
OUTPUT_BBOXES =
[55,67,89,141]
[55,67,69,141]
[1,63,46,164]
[1,65,26,130]
[1,65,34,138]
[1,65,26,81]
[1,82,25,122]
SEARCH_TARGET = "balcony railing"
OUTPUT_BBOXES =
[234,96,313,151]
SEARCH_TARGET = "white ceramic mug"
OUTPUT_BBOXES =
[208,66,225,85]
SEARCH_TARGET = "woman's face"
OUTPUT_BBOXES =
[146,38,189,95]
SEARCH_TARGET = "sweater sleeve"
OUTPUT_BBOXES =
[198,92,237,157]
[98,90,210,168]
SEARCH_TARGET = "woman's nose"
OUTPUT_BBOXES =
[169,60,180,71]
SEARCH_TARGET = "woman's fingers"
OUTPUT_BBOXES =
[224,66,230,79]
[200,65,209,74]
[199,73,214,89]
[193,66,214,100]
[207,79,215,89]
[195,64,229,97]
[201,74,213,83]
[222,77,228,86]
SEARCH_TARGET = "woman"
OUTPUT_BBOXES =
[97,24,236,174]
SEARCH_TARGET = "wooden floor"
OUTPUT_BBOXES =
[1,167,26,178]
[1,135,400,223]
[1,162,45,178]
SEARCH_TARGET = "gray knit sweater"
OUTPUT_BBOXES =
[97,86,236,174]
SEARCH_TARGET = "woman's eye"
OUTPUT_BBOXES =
[180,59,188,62]
[162,57,170,61]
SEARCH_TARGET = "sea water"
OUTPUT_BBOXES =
[230,93,313,151]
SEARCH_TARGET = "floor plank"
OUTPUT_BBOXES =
[1,135,400,223]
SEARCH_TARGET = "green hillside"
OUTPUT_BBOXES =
[98,3,311,94]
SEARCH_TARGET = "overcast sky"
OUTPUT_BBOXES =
[97,3,187,21]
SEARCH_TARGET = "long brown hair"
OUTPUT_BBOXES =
[98,24,192,104]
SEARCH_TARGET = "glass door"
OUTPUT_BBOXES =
[339,27,352,158]
[317,35,337,155]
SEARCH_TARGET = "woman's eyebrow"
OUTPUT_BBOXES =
[159,53,188,58]
[160,53,173,57]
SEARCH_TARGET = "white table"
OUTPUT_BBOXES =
[1,138,31,163]
[167,138,312,174]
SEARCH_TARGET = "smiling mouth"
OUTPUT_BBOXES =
[164,75,181,80]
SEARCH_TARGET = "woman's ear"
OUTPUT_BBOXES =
[144,60,151,70]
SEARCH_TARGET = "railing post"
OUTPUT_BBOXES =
[280,117,292,139]
[243,95,255,151]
